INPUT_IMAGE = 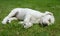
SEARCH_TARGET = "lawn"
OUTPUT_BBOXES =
[0,0,60,36]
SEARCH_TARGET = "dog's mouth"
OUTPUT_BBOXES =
[39,23,48,27]
[42,23,48,27]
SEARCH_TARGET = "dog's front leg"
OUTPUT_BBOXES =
[23,15,33,29]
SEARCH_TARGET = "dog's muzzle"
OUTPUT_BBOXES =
[42,23,48,27]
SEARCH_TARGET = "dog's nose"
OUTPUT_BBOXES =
[42,23,48,27]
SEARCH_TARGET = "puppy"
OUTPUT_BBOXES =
[2,8,55,28]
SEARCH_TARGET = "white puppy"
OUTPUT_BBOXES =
[2,8,55,28]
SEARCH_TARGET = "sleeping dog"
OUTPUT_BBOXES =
[2,8,55,28]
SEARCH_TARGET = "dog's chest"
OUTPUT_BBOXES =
[29,12,43,23]
[30,15,40,23]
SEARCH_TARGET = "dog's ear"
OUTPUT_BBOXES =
[45,11,53,16]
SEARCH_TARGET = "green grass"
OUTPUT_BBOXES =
[0,0,60,36]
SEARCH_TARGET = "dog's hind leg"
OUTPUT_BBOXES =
[7,9,18,18]
[2,9,18,24]
[8,17,18,23]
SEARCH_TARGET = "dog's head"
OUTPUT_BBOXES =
[40,11,55,27]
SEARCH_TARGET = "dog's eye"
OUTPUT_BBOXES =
[48,19,51,23]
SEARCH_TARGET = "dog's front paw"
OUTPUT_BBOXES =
[24,24,31,29]
[23,23,33,29]
[18,21,24,24]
